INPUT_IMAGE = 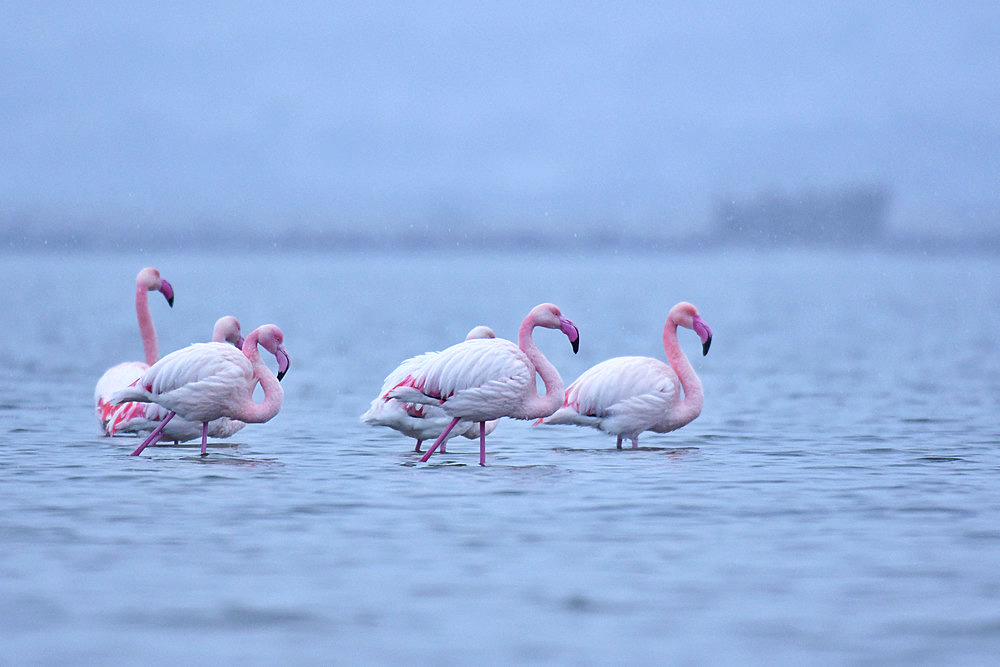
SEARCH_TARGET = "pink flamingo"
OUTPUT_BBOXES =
[385,303,580,466]
[94,267,174,434]
[105,316,247,444]
[362,325,500,452]
[110,324,290,457]
[539,302,712,448]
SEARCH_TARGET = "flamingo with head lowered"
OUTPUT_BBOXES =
[94,267,174,434]
[110,324,290,456]
[385,303,579,466]
[105,316,248,445]
[538,301,712,449]
[362,325,500,453]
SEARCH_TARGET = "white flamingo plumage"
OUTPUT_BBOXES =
[362,325,500,452]
[110,324,290,456]
[539,302,712,448]
[94,267,174,434]
[385,303,580,466]
[105,316,248,444]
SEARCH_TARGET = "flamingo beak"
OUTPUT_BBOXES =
[692,316,712,356]
[559,316,580,354]
[234,336,245,350]
[275,346,290,381]
[160,279,175,307]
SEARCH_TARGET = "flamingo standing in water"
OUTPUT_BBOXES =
[385,303,579,466]
[105,316,248,444]
[110,324,290,456]
[94,267,174,434]
[362,325,500,452]
[538,302,712,448]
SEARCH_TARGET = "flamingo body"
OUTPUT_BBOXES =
[543,356,682,440]
[362,326,499,451]
[540,301,712,449]
[120,342,259,423]
[111,324,289,456]
[94,267,173,435]
[386,303,580,465]
[389,338,538,422]
[100,316,247,444]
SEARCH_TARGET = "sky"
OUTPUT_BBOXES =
[2,1,999,243]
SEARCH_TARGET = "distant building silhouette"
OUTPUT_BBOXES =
[715,185,890,246]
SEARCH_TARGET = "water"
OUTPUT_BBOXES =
[2,248,999,664]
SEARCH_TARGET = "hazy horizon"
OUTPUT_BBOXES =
[3,2,999,243]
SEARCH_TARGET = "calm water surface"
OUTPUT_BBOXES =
[2,248,999,664]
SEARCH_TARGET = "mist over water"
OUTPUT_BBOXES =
[2,2,999,246]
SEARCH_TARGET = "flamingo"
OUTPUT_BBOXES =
[385,303,579,466]
[94,267,174,434]
[361,325,500,453]
[538,301,712,449]
[105,316,248,445]
[110,324,290,457]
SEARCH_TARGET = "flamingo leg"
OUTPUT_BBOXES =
[632,437,639,449]
[479,421,487,467]
[414,439,423,453]
[419,417,461,463]
[201,422,209,456]
[616,436,623,450]
[441,440,447,454]
[130,412,176,456]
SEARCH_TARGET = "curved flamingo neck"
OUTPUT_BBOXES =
[516,317,565,419]
[662,320,704,428]
[135,282,158,365]
[235,331,284,423]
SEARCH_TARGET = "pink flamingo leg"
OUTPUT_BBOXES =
[414,439,423,453]
[632,437,639,449]
[129,412,176,456]
[200,422,209,455]
[419,417,461,463]
[616,436,623,450]
[479,421,487,466]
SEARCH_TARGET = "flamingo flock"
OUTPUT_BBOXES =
[99,267,712,465]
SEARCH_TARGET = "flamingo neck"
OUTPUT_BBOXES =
[135,282,158,365]
[663,320,704,428]
[234,332,284,423]
[516,319,565,420]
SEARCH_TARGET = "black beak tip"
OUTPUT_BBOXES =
[167,296,175,308]
[571,337,580,354]
[702,336,712,356]
[277,369,287,382]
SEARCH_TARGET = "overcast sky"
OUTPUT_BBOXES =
[3,1,998,239]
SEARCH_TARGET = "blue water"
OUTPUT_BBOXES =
[2,249,1000,664]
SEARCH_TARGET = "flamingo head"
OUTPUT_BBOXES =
[212,316,244,349]
[137,267,174,307]
[529,303,580,354]
[253,324,291,381]
[669,302,712,356]
[465,325,496,340]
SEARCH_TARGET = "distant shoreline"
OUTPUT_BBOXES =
[4,227,999,255]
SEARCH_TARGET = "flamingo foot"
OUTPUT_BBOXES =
[419,417,461,463]
[130,412,176,456]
